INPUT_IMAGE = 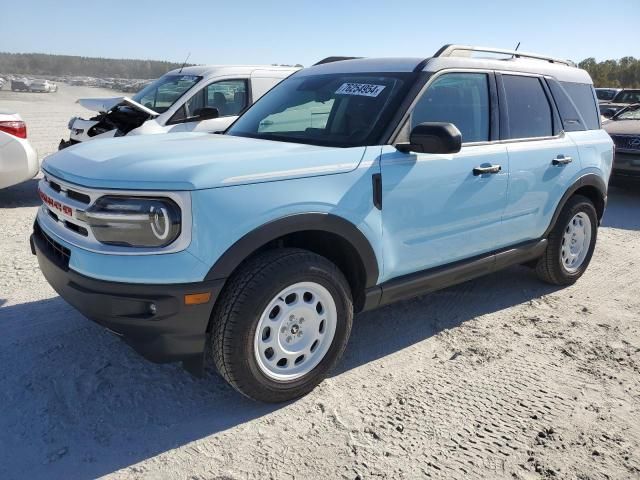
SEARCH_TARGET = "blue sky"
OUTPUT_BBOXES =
[1,0,637,66]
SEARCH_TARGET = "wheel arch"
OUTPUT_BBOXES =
[204,213,380,312]
[544,173,607,237]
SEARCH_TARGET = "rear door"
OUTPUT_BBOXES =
[498,73,581,245]
[380,71,510,280]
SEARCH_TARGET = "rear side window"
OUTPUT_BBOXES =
[560,82,600,130]
[547,80,586,132]
[501,75,552,139]
[411,73,490,143]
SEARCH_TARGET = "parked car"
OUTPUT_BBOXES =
[59,65,300,149]
[0,111,38,189]
[0,77,6,89]
[30,79,57,93]
[600,89,640,117]
[604,103,640,179]
[595,87,621,103]
[11,78,31,91]
[32,45,613,402]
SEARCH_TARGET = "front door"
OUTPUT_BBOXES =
[167,79,249,133]
[380,72,509,281]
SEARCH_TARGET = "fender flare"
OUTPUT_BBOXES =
[204,213,380,288]
[544,173,607,237]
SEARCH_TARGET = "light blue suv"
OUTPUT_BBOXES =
[32,45,614,402]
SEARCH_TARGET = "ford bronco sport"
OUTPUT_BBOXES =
[32,45,614,402]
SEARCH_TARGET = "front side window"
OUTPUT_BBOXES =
[171,80,248,123]
[132,74,201,113]
[227,72,416,147]
[612,90,640,104]
[502,75,552,139]
[411,73,490,143]
[596,89,617,101]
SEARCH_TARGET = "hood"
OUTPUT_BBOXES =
[42,133,366,190]
[77,97,159,116]
[603,119,640,135]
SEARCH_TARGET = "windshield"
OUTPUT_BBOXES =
[615,105,640,120]
[612,90,640,104]
[227,72,416,147]
[131,74,201,113]
[596,89,617,101]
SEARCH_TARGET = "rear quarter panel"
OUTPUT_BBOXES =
[568,130,614,183]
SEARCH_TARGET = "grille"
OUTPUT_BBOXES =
[34,222,70,270]
[611,135,640,152]
[45,177,90,204]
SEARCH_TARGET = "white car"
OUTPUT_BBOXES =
[30,79,57,93]
[0,111,38,189]
[60,65,300,149]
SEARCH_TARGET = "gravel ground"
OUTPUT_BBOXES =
[0,86,639,480]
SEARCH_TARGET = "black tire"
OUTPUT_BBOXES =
[210,248,353,402]
[536,195,598,285]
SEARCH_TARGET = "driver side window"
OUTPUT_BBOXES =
[170,79,248,124]
[411,73,490,143]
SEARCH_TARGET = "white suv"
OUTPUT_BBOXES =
[60,65,300,149]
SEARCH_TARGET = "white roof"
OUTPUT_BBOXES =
[166,65,300,78]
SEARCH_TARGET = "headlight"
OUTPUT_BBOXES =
[81,196,181,248]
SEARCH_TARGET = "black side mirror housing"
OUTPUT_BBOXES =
[397,122,462,154]
[193,107,220,120]
[601,108,616,119]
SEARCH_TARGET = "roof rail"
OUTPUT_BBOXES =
[313,56,361,66]
[433,44,576,67]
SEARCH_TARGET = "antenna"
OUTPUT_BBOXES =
[511,42,521,61]
[179,52,191,73]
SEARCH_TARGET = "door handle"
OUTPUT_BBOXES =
[473,164,502,176]
[552,155,573,166]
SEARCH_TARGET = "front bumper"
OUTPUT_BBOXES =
[612,152,640,179]
[31,221,225,371]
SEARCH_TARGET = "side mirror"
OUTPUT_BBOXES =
[193,107,220,120]
[601,108,616,119]
[397,122,462,154]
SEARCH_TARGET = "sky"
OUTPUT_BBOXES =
[0,0,638,67]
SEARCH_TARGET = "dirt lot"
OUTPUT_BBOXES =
[0,86,639,480]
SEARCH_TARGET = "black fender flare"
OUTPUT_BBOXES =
[204,213,380,288]
[544,173,607,237]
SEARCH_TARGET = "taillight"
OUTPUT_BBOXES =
[0,120,27,139]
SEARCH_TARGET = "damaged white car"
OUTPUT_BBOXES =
[60,65,300,149]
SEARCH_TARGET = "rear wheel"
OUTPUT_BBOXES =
[210,248,353,402]
[536,195,598,285]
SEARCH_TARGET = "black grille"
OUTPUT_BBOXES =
[67,189,91,204]
[34,222,70,270]
[46,178,91,205]
[611,135,640,152]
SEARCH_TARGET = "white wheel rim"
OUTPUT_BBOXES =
[254,281,337,381]
[560,212,592,273]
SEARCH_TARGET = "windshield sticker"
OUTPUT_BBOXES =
[335,83,386,97]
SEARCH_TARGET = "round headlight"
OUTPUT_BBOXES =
[83,196,181,248]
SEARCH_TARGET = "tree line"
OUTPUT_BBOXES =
[578,57,639,88]
[1,52,639,87]
[0,52,187,79]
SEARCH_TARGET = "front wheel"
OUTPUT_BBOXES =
[210,248,353,402]
[536,195,598,285]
